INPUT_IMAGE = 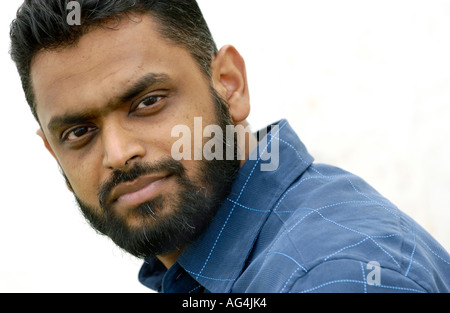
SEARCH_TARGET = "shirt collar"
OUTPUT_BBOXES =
[139,119,314,292]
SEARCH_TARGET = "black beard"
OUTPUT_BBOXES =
[75,156,238,259]
[69,88,241,259]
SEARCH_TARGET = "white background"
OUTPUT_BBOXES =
[1,0,449,292]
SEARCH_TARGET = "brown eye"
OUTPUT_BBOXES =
[64,126,96,142]
[73,127,89,137]
[136,96,162,110]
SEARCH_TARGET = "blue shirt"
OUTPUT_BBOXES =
[139,120,450,293]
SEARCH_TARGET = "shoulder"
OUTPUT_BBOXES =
[287,258,427,293]
[237,163,450,292]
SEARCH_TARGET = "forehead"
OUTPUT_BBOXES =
[30,15,199,131]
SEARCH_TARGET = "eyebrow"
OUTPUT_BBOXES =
[47,73,170,136]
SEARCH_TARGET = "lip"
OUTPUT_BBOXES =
[109,174,170,210]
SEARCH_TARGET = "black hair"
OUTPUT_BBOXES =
[9,0,218,122]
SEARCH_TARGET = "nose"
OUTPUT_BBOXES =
[101,119,146,170]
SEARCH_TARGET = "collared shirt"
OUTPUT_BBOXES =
[139,120,450,293]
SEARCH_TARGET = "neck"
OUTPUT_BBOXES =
[158,250,183,269]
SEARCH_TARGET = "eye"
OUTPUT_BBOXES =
[62,125,97,142]
[135,96,163,110]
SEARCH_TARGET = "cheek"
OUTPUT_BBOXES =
[59,154,103,208]
[165,116,223,183]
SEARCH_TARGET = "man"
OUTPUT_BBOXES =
[10,0,450,293]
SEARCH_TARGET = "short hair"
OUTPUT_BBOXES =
[9,0,218,122]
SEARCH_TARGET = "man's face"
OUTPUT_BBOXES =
[30,15,241,258]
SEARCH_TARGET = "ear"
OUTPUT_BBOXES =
[36,128,57,160]
[36,129,73,192]
[211,45,250,123]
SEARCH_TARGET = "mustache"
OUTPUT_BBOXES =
[98,157,185,208]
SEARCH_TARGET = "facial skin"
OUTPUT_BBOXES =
[31,14,254,268]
